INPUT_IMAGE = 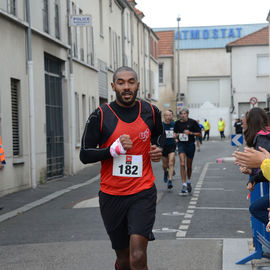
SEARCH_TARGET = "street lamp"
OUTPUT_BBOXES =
[176,15,181,115]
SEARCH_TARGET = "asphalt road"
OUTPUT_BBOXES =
[0,139,269,270]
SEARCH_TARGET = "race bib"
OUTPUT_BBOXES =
[179,133,188,142]
[165,130,174,138]
[113,155,143,177]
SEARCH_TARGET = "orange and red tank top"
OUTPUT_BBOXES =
[99,101,155,195]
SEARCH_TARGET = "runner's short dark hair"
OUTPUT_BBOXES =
[113,66,138,83]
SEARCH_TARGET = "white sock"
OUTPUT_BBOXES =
[183,183,187,187]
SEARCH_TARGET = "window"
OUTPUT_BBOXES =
[75,92,80,144]
[109,0,112,12]
[72,2,78,58]
[43,0,49,33]
[257,54,269,76]
[82,94,86,126]
[11,78,21,156]
[99,0,103,36]
[55,0,60,39]
[87,23,94,65]
[126,13,130,42]
[159,64,164,83]
[79,9,85,61]
[89,96,96,114]
[109,27,112,68]
[7,0,16,15]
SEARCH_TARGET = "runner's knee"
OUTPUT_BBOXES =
[130,250,146,268]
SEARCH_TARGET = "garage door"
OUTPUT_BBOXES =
[187,79,219,108]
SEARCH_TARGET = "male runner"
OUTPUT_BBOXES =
[174,108,201,194]
[80,66,164,270]
[162,110,176,189]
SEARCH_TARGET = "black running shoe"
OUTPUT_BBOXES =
[187,183,192,193]
[167,180,173,189]
[163,171,168,183]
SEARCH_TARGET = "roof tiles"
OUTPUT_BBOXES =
[226,26,269,51]
[155,31,175,56]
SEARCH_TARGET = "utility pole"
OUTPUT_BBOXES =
[176,15,181,115]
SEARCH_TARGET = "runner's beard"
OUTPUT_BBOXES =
[115,88,138,106]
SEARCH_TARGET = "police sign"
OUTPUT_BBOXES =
[69,15,91,27]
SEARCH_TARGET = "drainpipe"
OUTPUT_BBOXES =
[230,51,234,114]
[26,0,36,188]
[143,25,146,99]
[229,50,235,136]
[148,28,151,101]
[67,0,75,174]
[137,20,140,90]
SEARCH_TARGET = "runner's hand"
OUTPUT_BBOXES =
[110,135,131,158]
[239,166,251,175]
[149,145,162,162]
[119,134,133,150]
[246,182,255,191]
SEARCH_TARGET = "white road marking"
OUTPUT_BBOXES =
[73,197,99,208]
[0,174,100,223]
[195,207,248,211]
[176,230,187,237]
[179,225,189,230]
[162,211,185,216]
[176,162,212,239]
[182,220,191,224]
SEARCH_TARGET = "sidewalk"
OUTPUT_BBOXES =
[0,164,100,218]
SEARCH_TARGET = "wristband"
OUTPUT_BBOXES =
[110,138,126,158]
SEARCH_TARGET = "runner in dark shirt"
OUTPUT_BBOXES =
[174,108,201,194]
[162,110,176,190]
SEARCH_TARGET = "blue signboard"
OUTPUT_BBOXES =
[154,23,268,49]
[231,134,243,146]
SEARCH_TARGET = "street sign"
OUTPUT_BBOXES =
[69,15,91,27]
[231,134,243,146]
[177,101,184,114]
[249,97,258,106]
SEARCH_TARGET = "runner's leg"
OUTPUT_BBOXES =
[179,153,187,183]
[187,157,193,180]
[115,248,130,270]
[162,156,169,183]
[168,152,175,181]
[129,234,148,270]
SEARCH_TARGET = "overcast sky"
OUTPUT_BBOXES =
[136,0,270,28]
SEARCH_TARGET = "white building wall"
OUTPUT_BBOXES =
[231,46,269,117]
[0,0,159,196]
[0,17,30,196]
[154,56,176,114]
[179,48,231,100]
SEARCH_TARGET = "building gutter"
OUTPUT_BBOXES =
[67,0,75,174]
[26,0,36,188]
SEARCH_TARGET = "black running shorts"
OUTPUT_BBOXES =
[162,144,176,157]
[99,185,157,250]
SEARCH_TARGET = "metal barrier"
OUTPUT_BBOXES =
[236,181,270,264]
